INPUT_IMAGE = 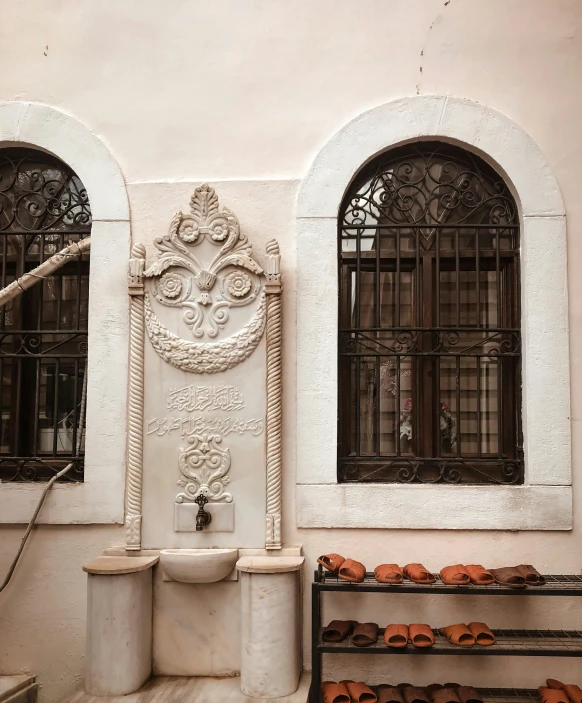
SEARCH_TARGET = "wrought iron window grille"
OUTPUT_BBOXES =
[0,148,91,482]
[338,142,522,485]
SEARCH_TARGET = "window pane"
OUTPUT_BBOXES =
[439,270,499,328]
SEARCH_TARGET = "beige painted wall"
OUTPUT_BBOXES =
[1,0,582,701]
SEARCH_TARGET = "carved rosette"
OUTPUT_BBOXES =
[176,432,233,503]
[143,184,266,373]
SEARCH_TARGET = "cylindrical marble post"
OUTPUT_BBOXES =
[84,556,158,696]
[237,556,304,699]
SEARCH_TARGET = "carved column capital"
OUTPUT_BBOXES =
[128,242,146,296]
[265,239,282,295]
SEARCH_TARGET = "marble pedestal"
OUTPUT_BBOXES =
[237,557,304,699]
[83,556,158,696]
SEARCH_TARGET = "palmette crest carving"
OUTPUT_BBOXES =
[176,432,232,503]
[144,184,266,373]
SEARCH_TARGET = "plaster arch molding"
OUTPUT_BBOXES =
[296,95,572,531]
[0,101,130,524]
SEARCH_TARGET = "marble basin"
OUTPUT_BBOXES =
[160,548,238,583]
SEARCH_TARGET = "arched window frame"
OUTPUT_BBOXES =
[337,142,522,485]
[0,146,92,483]
[296,96,571,530]
[0,102,130,524]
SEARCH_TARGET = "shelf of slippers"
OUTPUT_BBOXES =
[317,628,582,657]
[310,567,582,702]
[313,569,582,595]
[318,688,552,703]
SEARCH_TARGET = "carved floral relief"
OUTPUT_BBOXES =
[143,184,266,373]
[176,432,232,503]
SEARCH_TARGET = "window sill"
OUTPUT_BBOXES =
[296,483,572,530]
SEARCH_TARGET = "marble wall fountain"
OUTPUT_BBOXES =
[82,186,305,700]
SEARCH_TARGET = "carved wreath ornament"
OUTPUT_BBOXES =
[144,184,266,373]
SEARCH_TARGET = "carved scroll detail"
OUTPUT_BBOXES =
[144,291,266,374]
[176,432,233,503]
[265,239,283,549]
[125,243,146,550]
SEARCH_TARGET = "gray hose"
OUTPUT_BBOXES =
[0,462,74,594]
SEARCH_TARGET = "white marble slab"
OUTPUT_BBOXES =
[0,676,35,701]
[152,566,240,676]
[63,673,310,703]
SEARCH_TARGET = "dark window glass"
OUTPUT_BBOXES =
[338,142,522,485]
[0,148,91,481]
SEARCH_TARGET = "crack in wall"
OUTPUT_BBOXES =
[416,0,451,95]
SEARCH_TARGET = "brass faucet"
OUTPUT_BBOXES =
[194,494,212,531]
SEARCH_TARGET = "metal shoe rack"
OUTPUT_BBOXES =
[310,567,582,703]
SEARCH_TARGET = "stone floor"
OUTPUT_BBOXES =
[64,673,311,703]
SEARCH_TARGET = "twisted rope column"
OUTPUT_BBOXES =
[265,239,283,549]
[125,243,146,550]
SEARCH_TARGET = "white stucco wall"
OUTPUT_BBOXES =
[1,1,582,701]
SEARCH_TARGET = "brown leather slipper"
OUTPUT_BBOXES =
[318,553,345,575]
[430,689,461,703]
[401,686,431,703]
[322,681,351,703]
[468,621,495,646]
[440,564,471,585]
[341,681,378,703]
[377,686,406,703]
[409,623,434,648]
[352,621,379,647]
[514,564,545,585]
[547,679,582,703]
[338,558,366,583]
[322,620,355,642]
[403,563,436,584]
[539,688,569,703]
[490,567,526,589]
[383,624,409,648]
[439,623,475,646]
[465,564,495,586]
[426,686,444,695]
[457,687,484,703]
[375,563,403,584]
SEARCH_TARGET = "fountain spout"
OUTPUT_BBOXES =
[194,494,212,532]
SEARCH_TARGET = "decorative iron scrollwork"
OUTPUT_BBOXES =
[340,143,516,247]
[340,329,521,357]
[341,459,522,485]
[0,149,91,233]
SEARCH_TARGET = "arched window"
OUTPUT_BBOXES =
[0,147,91,481]
[338,142,521,484]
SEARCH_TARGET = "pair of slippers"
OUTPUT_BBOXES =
[440,565,494,586]
[491,565,545,588]
[322,682,484,703]
[439,623,495,646]
[375,563,435,584]
[540,679,582,703]
[384,624,434,648]
[322,680,376,703]
[322,621,377,647]
[318,554,366,582]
